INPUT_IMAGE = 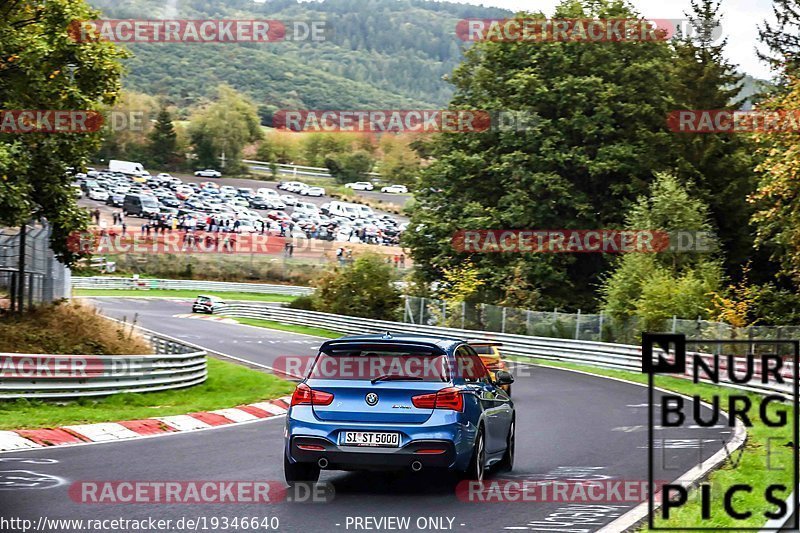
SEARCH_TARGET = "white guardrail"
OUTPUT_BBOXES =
[217,304,794,397]
[72,277,314,296]
[0,327,207,399]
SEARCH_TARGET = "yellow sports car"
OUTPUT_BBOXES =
[468,341,511,395]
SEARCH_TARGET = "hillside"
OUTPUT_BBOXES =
[88,0,511,110]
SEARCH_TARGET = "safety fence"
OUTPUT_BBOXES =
[0,224,71,310]
[72,276,314,296]
[217,304,794,396]
[0,327,207,399]
[403,296,800,345]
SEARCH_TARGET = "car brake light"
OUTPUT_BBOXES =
[290,384,334,406]
[411,387,463,411]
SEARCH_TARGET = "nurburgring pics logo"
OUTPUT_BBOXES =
[67,20,327,43]
[668,110,800,133]
[642,334,799,530]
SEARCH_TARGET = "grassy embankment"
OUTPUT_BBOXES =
[0,302,294,429]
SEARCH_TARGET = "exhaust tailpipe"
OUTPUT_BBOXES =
[318,458,329,469]
[411,461,422,472]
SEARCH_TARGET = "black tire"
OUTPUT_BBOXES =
[284,453,320,485]
[498,421,515,472]
[462,428,486,481]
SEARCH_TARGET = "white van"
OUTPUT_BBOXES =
[293,201,320,216]
[109,159,145,176]
[356,204,374,219]
[327,201,360,220]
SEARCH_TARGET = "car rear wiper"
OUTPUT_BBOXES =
[370,375,424,384]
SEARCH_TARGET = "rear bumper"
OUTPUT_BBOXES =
[289,436,456,470]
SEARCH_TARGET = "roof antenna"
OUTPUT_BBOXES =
[382,331,393,339]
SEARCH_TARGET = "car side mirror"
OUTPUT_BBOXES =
[494,370,514,386]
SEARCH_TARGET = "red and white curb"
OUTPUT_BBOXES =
[0,396,292,451]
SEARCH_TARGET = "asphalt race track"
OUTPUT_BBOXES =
[0,298,735,532]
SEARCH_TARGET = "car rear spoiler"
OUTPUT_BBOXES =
[466,339,503,346]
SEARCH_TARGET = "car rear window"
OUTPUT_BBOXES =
[310,347,449,382]
[470,345,495,355]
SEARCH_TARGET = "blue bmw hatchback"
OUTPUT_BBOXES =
[284,333,515,483]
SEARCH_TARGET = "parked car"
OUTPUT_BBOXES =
[380,184,409,194]
[107,192,125,207]
[301,186,326,197]
[280,194,297,206]
[283,333,515,484]
[87,187,109,201]
[345,181,374,191]
[192,295,226,314]
[123,194,160,217]
[194,169,222,178]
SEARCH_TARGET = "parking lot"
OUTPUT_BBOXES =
[74,167,410,252]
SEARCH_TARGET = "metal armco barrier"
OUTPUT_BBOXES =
[217,304,795,396]
[0,328,207,399]
[72,276,314,296]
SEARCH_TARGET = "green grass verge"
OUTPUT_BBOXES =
[74,288,297,303]
[0,358,294,430]
[235,317,342,339]
[529,358,794,530]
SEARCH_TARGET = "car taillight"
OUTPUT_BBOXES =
[411,387,463,411]
[290,384,334,406]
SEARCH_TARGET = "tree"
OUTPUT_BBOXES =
[324,150,375,183]
[147,105,178,168]
[188,85,263,172]
[96,91,158,168]
[405,0,680,309]
[378,134,421,186]
[670,0,758,275]
[313,255,402,320]
[758,0,800,76]
[601,173,724,329]
[0,0,127,264]
[749,75,800,282]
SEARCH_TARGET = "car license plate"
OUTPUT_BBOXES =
[341,431,399,447]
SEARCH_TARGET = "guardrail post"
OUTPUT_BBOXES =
[501,306,507,333]
[462,301,466,330]
[598,312,604,341]
[526,310,531,335]
[575,309,581,340]
[672,315,677,333]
